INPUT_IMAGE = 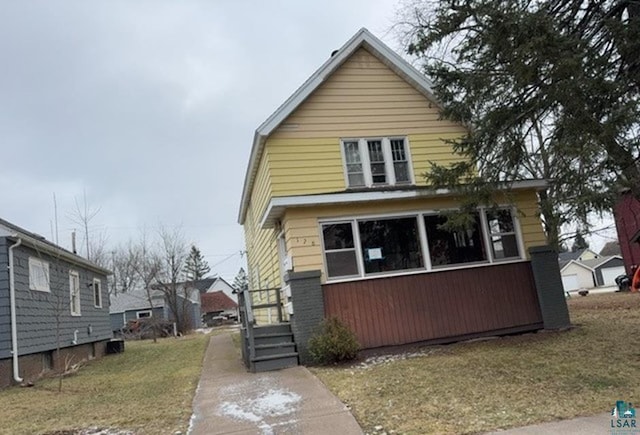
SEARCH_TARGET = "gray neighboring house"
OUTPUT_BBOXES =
[110,284,201,332]
[109,289,166,333]
[580,255,626,287]
[0,218,112,388]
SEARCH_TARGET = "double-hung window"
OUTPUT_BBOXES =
[69,271,81,316]
[322,223,359,278]
[29,257,50,292]
[486,209,520,259]
[342,137,412,188]
[93,278,102,308]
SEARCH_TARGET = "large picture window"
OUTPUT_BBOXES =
[321,207,523,280]
[424,213,487,267]
[358,217,423,274]
[341,137,412,188]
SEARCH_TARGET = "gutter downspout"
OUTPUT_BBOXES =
[9,238,23,383]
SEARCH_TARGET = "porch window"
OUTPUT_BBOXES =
[486,209,520,259]
[320,207,524,281]
[322,222,359,278]
[69,271,81,316]
[424,213,487,267]
[341,137,412,188]
[358,217,423,274]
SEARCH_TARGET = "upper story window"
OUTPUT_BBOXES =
[28,257,50,292]
[342,137,413,188]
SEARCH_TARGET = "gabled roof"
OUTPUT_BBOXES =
[599,241,621,256]
[580,255,623,270]
[238,27,438,224]
[560,255,623,274]
[109,289,165,314]
[0,216,111,275]
[201,291,237,314]
[560,259,595,273]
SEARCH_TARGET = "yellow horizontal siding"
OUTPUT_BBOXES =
[283,190,546,282]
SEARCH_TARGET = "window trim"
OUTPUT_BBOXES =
[69,270,81,317]
[340,137,415,188]
[319,220,362,280]
[28,257,50,292]
[136,310,152,319]
[93,278,102,308]
[319,206,525,282]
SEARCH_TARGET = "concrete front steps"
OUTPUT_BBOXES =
[250,323,299,372]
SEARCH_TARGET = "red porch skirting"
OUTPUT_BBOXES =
[323,262,543,349]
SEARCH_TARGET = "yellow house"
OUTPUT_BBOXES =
[238,28,569,367]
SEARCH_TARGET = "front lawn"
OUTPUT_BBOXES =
[312,292,640,434]
[0,333,210,435]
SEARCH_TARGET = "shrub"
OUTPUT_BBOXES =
[308,317,359,364]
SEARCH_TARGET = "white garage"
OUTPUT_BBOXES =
[561,274,580,291]
[601,266,626,286]
[581,256,626,287]
[560,261,595,291]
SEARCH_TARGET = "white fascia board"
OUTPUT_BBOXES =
[561,260,595,274]
[260,189,435,229]
[8,232,112,275]
[259,179,548,229]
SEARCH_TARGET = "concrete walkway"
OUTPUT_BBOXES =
[189,333,363,435]
[485,413,613,434]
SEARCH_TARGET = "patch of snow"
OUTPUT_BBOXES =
[253,389,301,416]
[219,402,262,423]
[217,382,302,435]
[356,349,439,369]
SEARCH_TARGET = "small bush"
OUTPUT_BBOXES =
[308,317,359,364]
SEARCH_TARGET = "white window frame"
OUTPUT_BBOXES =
[484,207,522,261]
[69,270,81,316]
[28,257,50,292]
[319,206,525,282]
[136,310,152,319]
[340,137,415,188]
[93,278,102,308]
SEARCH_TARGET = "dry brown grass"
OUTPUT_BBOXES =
[0,333,210,435]
[312,292,640,434]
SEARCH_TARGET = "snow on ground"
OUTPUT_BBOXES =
[217,379,301,435]
[355,348,444,370]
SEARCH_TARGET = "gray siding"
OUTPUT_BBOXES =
[1,243,112,359]
[0,238,10,357]
[110,307,166,332]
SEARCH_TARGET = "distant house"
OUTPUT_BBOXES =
[560,255,625,291]
[110,283,202,332]
[0,217,112,388]
[201,291,238,324]
[191,277,237,303]
[558,249,600,269]
[109,289,165,332]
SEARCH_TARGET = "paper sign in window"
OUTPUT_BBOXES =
[368,248,383,260]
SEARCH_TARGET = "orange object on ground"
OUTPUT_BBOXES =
[632,267,640,293]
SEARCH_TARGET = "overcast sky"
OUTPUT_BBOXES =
[0,0,406,282]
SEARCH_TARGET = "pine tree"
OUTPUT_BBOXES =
[403,0,640,249]
[184,245,211,281]
[233,267,249,293]
[571,232,589,253]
